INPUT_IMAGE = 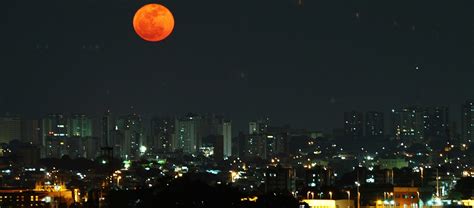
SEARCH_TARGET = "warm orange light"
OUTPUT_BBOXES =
[133,4,175,42]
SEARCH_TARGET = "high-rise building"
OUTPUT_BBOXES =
[242,134,266,159]
[344,111,363,137]
[68,114,92,138]
[249,121,258,134]
[41,114,68,141]
[20,119,40,144]
[214,135,224,161]
[462,100,474,143]
[392,106,449,142]
[305,166,335,188]
[391,107,424,142]
[174,114,202,154]
[0,116,21,143]
[265,126,290,158]
[264,166,296,193]
[102,110,112,147]
[170,114,231,156]
[116,113,144,159]
[40,114,97,158]
[83,137,100,159]
[365,111,384,136]
[249,117,270,135]
[41,114,68,158]
[221,120,232,158]
[424,107,449,139]
[202,114,222,136]
[235,132,246,158]
[110,128,125,159]
[150,116,175,153]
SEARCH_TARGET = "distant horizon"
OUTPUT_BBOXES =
[0,99,471,136]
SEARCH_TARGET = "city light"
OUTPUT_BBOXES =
[2,1,473,208]
[140,146,147,154]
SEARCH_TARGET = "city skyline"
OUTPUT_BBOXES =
[1,99,473,146]
[0,100,472,136]
[2,0,474,207]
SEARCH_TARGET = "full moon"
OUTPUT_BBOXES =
[133,4,175,42]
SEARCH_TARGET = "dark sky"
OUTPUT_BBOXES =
[1,0,473,132]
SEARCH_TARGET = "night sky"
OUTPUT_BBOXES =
[1,0,473,132]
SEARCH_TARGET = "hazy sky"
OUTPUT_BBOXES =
[1,0,473,132]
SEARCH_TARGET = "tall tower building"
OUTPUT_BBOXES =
[249,117,270,135]
[41,114,68,158]
[21,119,40,144]
[150,116,175,153]
[264,166,296,193]
[243,134,266,159]
[222,120,232,158]
[365,111,384,136]
[264,126,290,158]
[68,114,92,138]
[174,114,202,154]
[424,107,449,139]
[344,111,363,137]
[249,121,258,134]
[391,107,424,142]
[116,113,144,159]
[462,101,474,142]
[102,110,112,147]
[0,116,21,143]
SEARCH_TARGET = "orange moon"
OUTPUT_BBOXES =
[133,4,174,42]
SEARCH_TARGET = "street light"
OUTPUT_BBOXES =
[420,167,424,184]
[117,176,122,186]
[390,192,394,208]
[54,185,61,207]
[416,191,420,208]
[355,181,361,208]
[346,191,351,208]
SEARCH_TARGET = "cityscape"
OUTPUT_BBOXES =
[0,102,473,207]
[3,0,474,207]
